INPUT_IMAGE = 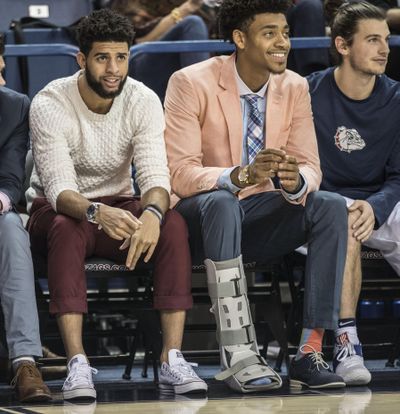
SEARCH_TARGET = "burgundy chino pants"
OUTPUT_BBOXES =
[28,196,193,315]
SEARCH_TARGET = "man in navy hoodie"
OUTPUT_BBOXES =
[308,1,400,386]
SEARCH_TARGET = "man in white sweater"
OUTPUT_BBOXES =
[27,9,206,399]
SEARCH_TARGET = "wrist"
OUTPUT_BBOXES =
[144,204,164,224]
[171,7,183,23]
[233,165,253,188]
[86,202,103,224]
[282,175,303,194]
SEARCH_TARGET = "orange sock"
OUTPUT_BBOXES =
[295,328,325,360]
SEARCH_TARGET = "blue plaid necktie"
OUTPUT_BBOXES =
[243,94,264,164]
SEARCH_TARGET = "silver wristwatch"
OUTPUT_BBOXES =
[86,202,101,224]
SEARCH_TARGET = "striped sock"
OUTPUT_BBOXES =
[295,328,325,360]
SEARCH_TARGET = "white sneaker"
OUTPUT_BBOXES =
[62,354,98,400]
[159,349,208,394]
[333,343,371,386]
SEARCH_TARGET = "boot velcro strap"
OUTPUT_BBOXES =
[208,277,246,299]
[215,354,267,381]
[217,325,256,346]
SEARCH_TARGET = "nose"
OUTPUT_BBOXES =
[106,58,119,74]
[380,39,390,55]
[275,32,290,49]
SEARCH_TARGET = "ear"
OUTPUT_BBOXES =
[76,51,86,70]
[232,29,246,51]
[335,36,349,57]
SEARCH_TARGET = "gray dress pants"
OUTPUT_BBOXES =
[0,212,42,359]
[176,190,348,330]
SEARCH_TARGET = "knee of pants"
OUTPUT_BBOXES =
[0,213,28,248]
[179,15,208,40]
[161,209,189,245]
[48,214,88,249]
[307,190,348,223]
[201,190,242,226]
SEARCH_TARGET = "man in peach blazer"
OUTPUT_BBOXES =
[164,0,348,393]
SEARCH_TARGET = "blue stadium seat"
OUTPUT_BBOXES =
[0,0,92,31]
[4,29,79,97]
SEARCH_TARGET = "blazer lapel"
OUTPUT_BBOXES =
[217,55,243,165]
[266,74,283,149]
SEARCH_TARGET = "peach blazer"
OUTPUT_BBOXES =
[164,54,321,207]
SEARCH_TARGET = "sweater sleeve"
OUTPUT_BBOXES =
[366,135,400,227]
[29,91,79,211]
[131,89,171,196]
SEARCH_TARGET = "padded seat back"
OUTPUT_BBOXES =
[0,0,92,31]
[4,28,79,97]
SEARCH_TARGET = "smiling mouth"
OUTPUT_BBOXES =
[268,52,287,62]
[269,52,287,57]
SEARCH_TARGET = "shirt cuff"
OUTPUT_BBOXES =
[0,192,11,214]
[217,167,242,193]
[280,172,308,201]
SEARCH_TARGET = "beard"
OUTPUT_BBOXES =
[349,55,386,77]
[85,65,127,99]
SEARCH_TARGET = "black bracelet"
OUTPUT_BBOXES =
[145,203,165,220]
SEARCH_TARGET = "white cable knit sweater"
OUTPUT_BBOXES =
[27,71,170,212]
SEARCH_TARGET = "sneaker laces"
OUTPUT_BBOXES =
[64,362,98,388]
[335,342,361,364]
[299,344,329,371]
[171,361,199,380]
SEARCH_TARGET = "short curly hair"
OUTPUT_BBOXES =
[218,0,293,42]
[76,9,135,56]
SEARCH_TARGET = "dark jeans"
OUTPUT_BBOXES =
[28,196,193,314]
[176,190,348,330]
[130,15,209,102]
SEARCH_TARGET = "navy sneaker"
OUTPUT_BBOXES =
[289,347,345,389]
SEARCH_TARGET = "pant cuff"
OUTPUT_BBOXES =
[49,298,88,315]
[153,295,193,310]
[303,318,338,331]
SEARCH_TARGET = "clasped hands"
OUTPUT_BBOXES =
[95,205,160,270]
[247,147,301,193]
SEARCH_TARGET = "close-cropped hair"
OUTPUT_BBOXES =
[0,32,4,56]
[325,0,386,64]
[218,0,293,42]
[76,8,135,56]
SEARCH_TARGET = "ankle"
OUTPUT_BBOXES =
[12,356,35,372]
[296,328,324,360]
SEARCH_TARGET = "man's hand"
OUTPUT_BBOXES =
[121,210,161,270]
[348,200,375,242]
[276,146,301,193]
[96,204,142,241]
[248,148,286,184]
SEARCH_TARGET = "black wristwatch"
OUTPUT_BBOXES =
[86,202,101,224]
